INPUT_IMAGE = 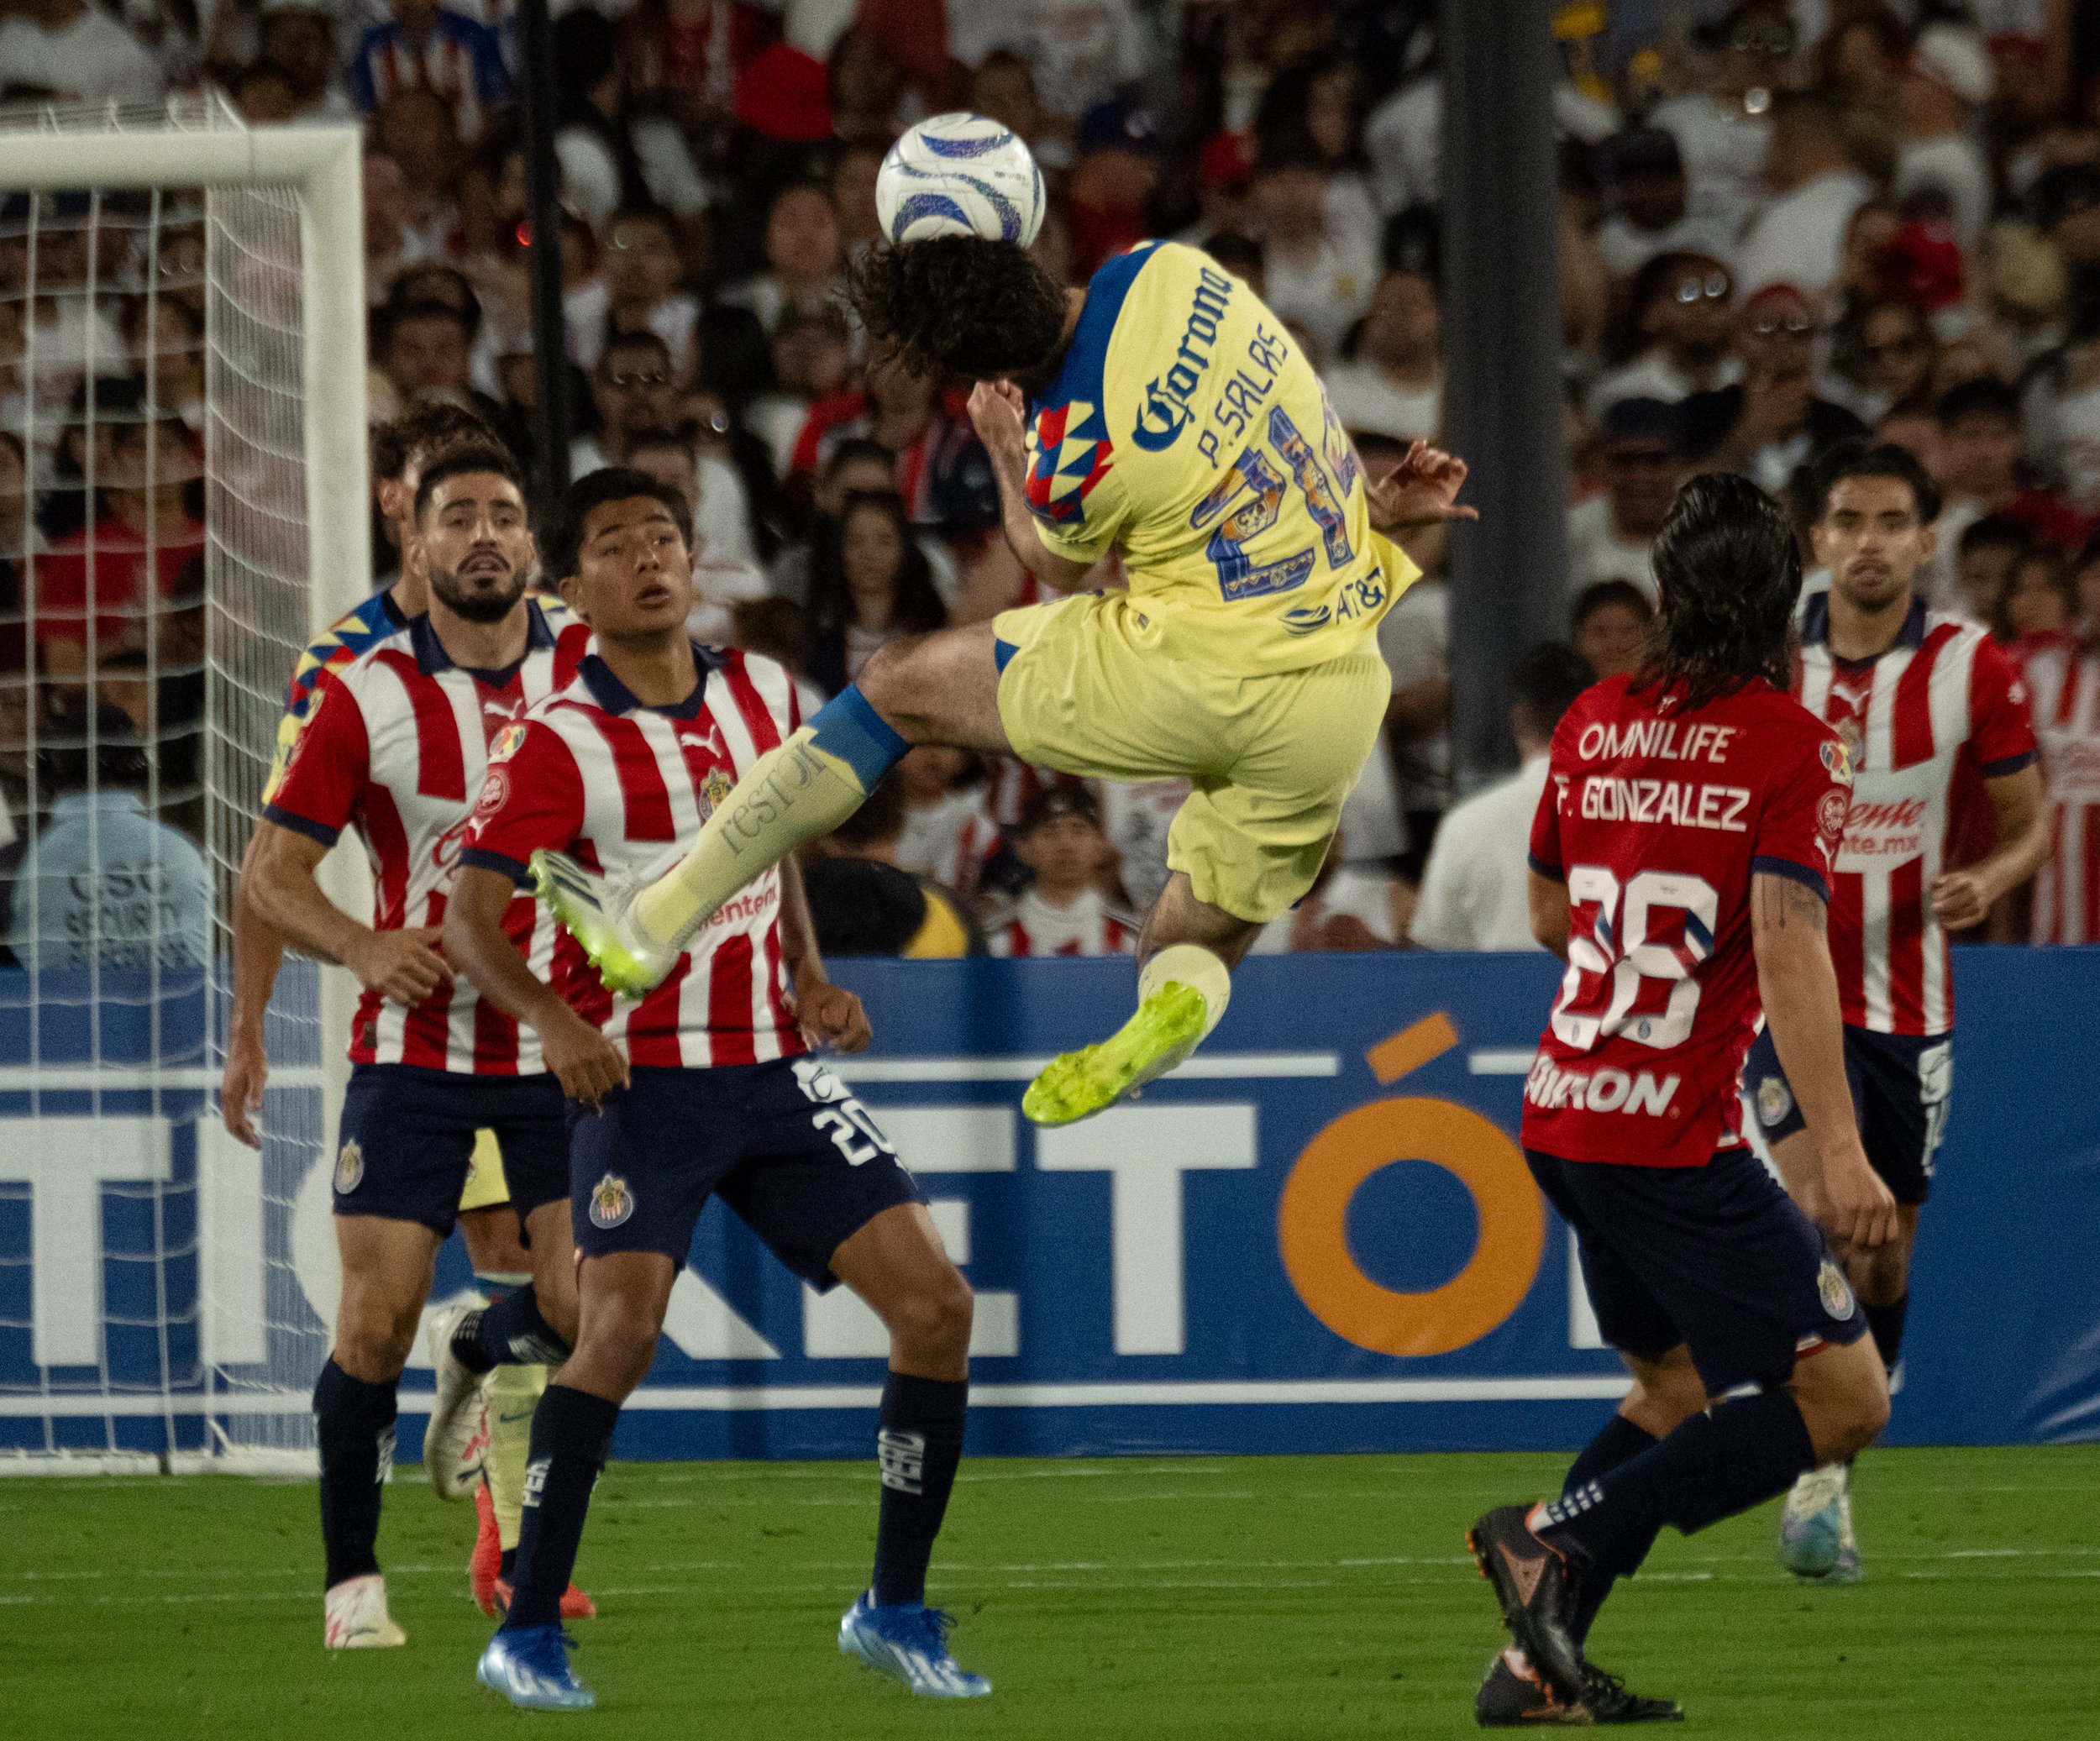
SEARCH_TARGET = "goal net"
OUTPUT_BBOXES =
[0,100,367,1470]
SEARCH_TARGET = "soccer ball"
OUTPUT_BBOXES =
[875,113,1046,249]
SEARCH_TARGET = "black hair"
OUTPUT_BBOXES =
[370,401,501,484]
[549,466,690,580]
[846,237,1069,384]
[1936,375,2020,430]
[386,297,472,347]
[825,437,895,479]
[1999,543,2076,642]
[2076,527,2100,574]
[1510,642,1595,742]
[413,442,525,521]
[1571,577,1656,631]
[598,327,673,371]
[1200,231,1264,283]
[388,264,484,342]
[807,490,946,642]
[39,695,149,794]
[1638,472,1800,712]
[1960,512,2031,558]
[1809,438,1943,525]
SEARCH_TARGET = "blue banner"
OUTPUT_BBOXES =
[3,952,2097,1459]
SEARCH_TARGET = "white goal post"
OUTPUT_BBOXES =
[0,102,367,1470]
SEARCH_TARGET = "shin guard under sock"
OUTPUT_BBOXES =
[502,1384,618,1632]
[1560,1413,1660,1645]
[314,1357,398,1591]
[870,1371,969,1607]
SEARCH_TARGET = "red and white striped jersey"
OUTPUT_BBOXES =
[1797,595,2037,1036]
[265,603,591,1073]
[459,642,809,1069]
[2019,637,2100,944]
[985,888,1138,957]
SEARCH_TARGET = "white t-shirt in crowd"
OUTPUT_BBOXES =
[1588,350,1739,419]
[0,9,162,104]
[1594,212,1740,280]
[1324,362,1441,441]
[1248,863,1404,954]
[1895,134,1992,252]
[1735,168,1874,301]
[1099,776,1189,916]
[1378,574,1450,815]
[2038,381,2100,513]
[1261,234,1378,370]
[1410,756,1551,952]
[1564,494,1658,602]
[1365,76,1619,215]
[947,0,1148,121]
[1647,91,1772,242]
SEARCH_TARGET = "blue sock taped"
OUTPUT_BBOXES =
[808,685,910,791]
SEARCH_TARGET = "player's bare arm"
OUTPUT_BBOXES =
[967,379,1095,593]
[1751,869,1898,1251]
[243,820,454,1006]
[442,863,628,1106]
[1930,763,2048,931]
[1527,868,1571,960]
[219,842,281,1146]
[779,855,872,1054]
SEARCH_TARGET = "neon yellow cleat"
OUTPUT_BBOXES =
[1021,982,1209,1126]
[529,849,679,998]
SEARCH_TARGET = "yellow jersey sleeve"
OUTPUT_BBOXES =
[1021,240,1404,674]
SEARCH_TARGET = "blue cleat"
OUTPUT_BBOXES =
[838,1592,991,1698]
[477,1623,596,1711]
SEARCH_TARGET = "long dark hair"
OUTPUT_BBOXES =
[807,490,946,639]
[1635,472,1800,712]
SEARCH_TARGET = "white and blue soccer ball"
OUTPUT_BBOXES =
[875,113,1046,248]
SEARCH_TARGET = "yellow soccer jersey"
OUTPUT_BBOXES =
[1022,239,1411,674]
[261,585,573,804]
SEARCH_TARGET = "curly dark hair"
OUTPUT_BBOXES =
[1637,471,1800,713]
[845,237,1069,383]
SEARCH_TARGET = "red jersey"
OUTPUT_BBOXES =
[1523,674,1851,1168]
[2019,637,2100,944]
[33,516,204,650]
[1796,596,2037,1035]
[264,603,591,1073]
[985,888,1138,957]
[459,642,809,1070]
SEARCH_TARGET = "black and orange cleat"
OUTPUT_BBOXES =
[1468,1505,1588,1705]
[1476,1646,1593,1727]
[1578,1662,1683,1725]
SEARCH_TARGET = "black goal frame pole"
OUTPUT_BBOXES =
[1439,0,1570,794]
[519,0,572,496]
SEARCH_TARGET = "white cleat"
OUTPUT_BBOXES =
[324,1573,407,1649]
[424,1302,490,1502]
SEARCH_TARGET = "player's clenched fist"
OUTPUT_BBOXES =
[541,1004,630,1109]
[793,980,873,1054]
[344,925,454,1005]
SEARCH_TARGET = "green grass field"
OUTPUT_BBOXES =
[3,1445,2093,1738]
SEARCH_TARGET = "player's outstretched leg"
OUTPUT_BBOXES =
[1024,873,1251,1126]
[832,1206,990,1698]
[538,684,918,995]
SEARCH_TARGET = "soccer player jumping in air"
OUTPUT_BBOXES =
[1467,474,1898,1726]
[446,471,983,1711]
[1748,444,2045,1581]
[530,233,1473,1125]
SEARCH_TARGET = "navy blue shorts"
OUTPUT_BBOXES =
[333,1064,570,1236]
[1525,1146,1867,1396]
[567,1057,925,1287]
[1744,1025,1950,1205]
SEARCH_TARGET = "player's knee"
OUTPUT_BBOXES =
[1798,1346,1890,1461]
[885,1264,974,1363]
[334,1295,421,1382]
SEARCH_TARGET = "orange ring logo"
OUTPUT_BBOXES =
[1278,1017,1545,1356]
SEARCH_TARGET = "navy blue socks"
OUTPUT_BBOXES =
[870,1372,969,1607]
[502,1384,618,1631]
[314,1357,397,1590]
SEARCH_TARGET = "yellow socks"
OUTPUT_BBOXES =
[482,1360,547,1551]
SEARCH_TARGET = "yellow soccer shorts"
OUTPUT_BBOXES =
[992,590,1390,924]
[459,1129,513,1214]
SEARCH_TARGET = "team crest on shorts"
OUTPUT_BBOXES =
[1818,1259,1855,1319]
[333,1138,365,1196]
[696,768,733,823]
[589,1171,635,1230]
[1756,1075,1793,1128]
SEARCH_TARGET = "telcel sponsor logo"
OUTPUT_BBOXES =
[1131,265,1234,452]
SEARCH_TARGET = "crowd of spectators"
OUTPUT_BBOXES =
[2,0,2098,959]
